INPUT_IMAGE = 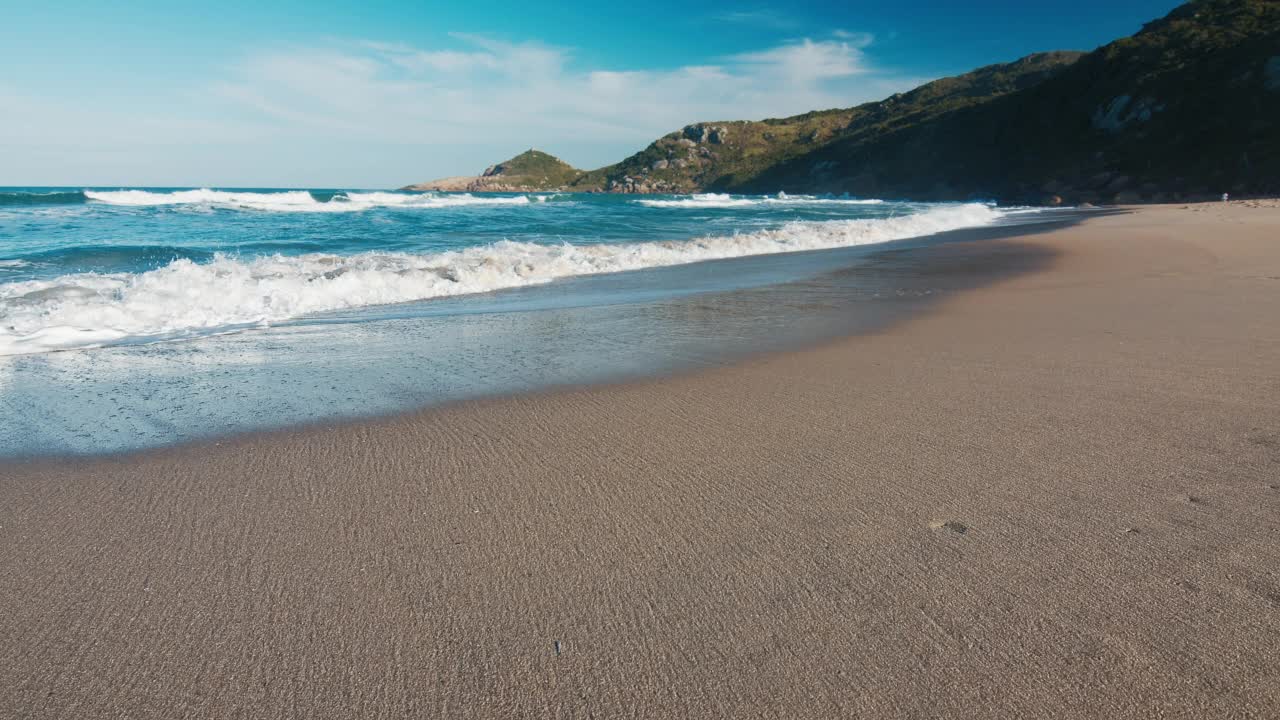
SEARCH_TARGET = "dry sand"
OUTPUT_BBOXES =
[2,203,1278,719]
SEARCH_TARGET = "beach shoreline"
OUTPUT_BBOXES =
[2,202,1278,718]
[0,209,1081,460]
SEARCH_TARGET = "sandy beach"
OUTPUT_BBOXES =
[2,203,1278,718]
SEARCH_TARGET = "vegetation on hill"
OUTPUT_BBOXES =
[483,150,583,187]
[748,0,1280,203]
[567,110,860,194]
[401,149,583,192]
[568,52,1084,195]
[405,0,1280,203]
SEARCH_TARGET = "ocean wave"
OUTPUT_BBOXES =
[341,192,533,209]
[0,260,31,268]
[82,189,534,212]
[0,203,1000,355]
[0,190,88,207]
[637,193,887,209]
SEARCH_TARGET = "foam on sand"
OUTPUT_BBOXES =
[0,203,1002,355]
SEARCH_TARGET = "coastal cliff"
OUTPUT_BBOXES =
[403,0,1279,204]
[738,0,1280,204]
[567,52,1086,197]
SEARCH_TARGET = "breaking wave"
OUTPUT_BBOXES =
[80,189,534,212]
[0,203,1001,355]
[637,193,887,209]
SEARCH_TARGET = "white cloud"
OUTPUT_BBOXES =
[0,33,928,185]
[732,39,868,80]
[832,29,876,47]
[213,34,917,149]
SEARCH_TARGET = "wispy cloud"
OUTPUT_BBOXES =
[0,32,928,184]
[212,34,919,148]
[711,9,802,30]
[832,29,876,47]
[732,39,870,80]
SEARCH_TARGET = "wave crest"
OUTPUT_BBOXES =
[637,193,887,209]
[82,189,534,212]
[0,204,1000,355]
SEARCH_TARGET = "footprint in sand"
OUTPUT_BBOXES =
[1245,580,1280,608]
[928,519,968,535]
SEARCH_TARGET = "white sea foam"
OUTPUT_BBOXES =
[0,203,1001,355]
[84,189,533,212]
[637,193,887,209]
[0,260,30,268]
[638,193,760,208]
[340,192,532,209]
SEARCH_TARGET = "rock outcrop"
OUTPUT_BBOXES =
[1091,95,1166,132]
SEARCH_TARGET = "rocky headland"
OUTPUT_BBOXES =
[401,0,1279,205]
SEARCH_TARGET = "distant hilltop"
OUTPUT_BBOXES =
[401,0,1280,204]
[401,149,584,192]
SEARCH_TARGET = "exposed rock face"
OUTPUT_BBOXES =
[402,176,478,192]
[604,176,682,194]
[1091,95,1165,132]
[682,125,708,143]
[680,124,728,145]
[1092,95,1131,131]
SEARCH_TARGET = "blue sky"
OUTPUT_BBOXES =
[0,0,1181,187]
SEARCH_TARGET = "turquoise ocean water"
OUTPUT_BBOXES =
[0,187,1065,455]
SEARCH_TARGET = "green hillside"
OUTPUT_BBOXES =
[483,150,583,188]
[568,52,1083,194]
[748,0,1280,202]
[401,149,583,192]
[405,0,1280,203]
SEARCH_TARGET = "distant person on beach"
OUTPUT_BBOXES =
[1222,193,1230,202]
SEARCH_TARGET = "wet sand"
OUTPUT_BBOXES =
[2,203,1279,718]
